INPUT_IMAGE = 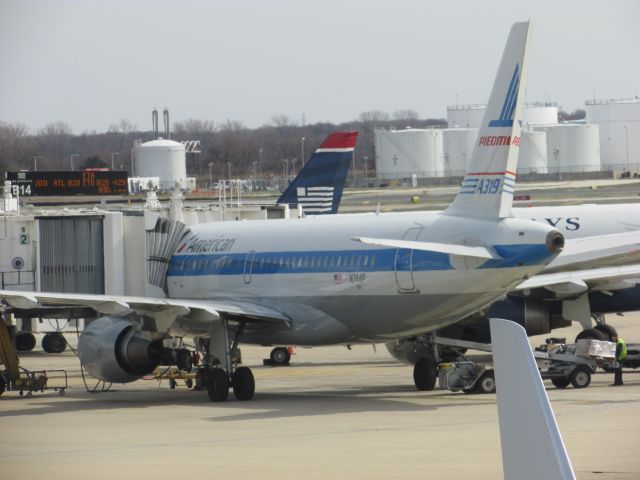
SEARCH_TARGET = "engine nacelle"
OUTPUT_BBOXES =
[386,297,571,365]
[78,316,163,383]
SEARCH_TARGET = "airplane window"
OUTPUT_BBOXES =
[363,255,369,267]
[285,257,291,268]
[180,260,185,269]
[343,256,348,268]
[297,257,303,268]
[350,255,355,267]
[303,257,309,269]
[323,256,328,268]
[310,257,316,269]
[260,258,265,269]
[371,255,376,267]
[279,257,285,268]
[336,256,342,267]
[357,255,362,267]
[226,258,232,268]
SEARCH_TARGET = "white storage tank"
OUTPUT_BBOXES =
[442,128,477,176]
[534,124,600,173]
[586,97,640,170]
[134,138,187,190]
[518,131,548,174]
[447,104,485,128]
[375,129,444,180]
[447,102,558,128]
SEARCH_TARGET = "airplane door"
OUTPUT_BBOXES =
[243,251,256,284]
[394,226,423,292]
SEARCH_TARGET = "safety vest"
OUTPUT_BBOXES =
[617,337,627,361]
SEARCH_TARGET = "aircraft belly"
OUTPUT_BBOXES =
[168,266,536,343]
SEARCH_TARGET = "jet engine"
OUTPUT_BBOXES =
[386,297,571,365]
[78,316,164,383]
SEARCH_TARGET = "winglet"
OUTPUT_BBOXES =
[277,131,357,214]
[445,22,531,219]
[490,318,575,480]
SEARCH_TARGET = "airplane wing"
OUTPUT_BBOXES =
[0,290,291,332]
[515,264,640,297]
[546,230,640,271]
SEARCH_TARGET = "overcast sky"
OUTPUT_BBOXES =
[1,0,638,133]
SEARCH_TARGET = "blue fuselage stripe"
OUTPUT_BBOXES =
[166,244,550,277]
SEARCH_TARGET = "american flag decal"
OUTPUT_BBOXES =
[299,186,334,214]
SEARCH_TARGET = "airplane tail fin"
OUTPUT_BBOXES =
[445,22,531,219]
[490,318,576,480]
[277,131,358,215]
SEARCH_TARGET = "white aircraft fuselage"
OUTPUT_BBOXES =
[167,211,560,344]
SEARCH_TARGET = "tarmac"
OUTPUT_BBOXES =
[2,314,639,480]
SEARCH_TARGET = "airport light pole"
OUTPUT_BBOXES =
[32,155,43,171]
[111,152,120,170]
[301,137,305,167]
[70,153,79,171]
[624,124,629,170]
[291,158,298,177]
[258,148,263,182]
[208,162,214,190]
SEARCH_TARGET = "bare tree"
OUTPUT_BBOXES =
[358,110,389,124]
[108,118,138,135]
[393,109,419,122]
[0,122,31,170]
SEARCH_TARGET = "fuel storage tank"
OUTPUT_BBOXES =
[134,138,187,190]
[442,128,477,176]
[586,97,640,170]
[518,130,548,174]
[534,124,600,173]
[374,129,444,180]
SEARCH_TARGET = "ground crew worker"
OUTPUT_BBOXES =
[611,335,627,386]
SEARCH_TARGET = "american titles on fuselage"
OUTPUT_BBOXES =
[177,235,237,254]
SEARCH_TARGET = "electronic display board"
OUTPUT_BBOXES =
[6,171,129,196]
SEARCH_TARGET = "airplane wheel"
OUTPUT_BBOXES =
[575,328,606,343]
[551,377,570,389]
[413,358,437,391]
[270,347,291,365]
[176,349,193,372]
[43,333,66,354]
[169,378,177,390]
[16,333,36,352]
[570,366,591,389]
[232,367,255,401]
[594,324,618,342]
[475,370,496,394]
[206,369,229,402]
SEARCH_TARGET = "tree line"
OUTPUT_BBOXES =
[0,110,446,182]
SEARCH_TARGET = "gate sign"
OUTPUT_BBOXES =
[6,171,129,196]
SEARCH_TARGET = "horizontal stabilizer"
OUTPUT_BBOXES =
[551,230,640,268]
[490,318,575,480]
[352,236,501,259]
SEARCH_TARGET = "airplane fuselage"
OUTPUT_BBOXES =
[167,211,559,345]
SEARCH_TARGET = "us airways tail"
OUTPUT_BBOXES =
[277,131,357,214]
[445,21,531,219]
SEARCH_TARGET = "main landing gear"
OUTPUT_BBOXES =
[197,318,255,402]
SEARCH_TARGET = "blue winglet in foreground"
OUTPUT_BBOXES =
[277,131,358,214]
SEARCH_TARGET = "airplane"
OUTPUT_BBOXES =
[491,318,575,480]
[10,130,357,354]
[276,131,357,214]
[269,203,640,364]
[0,21,629,402]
